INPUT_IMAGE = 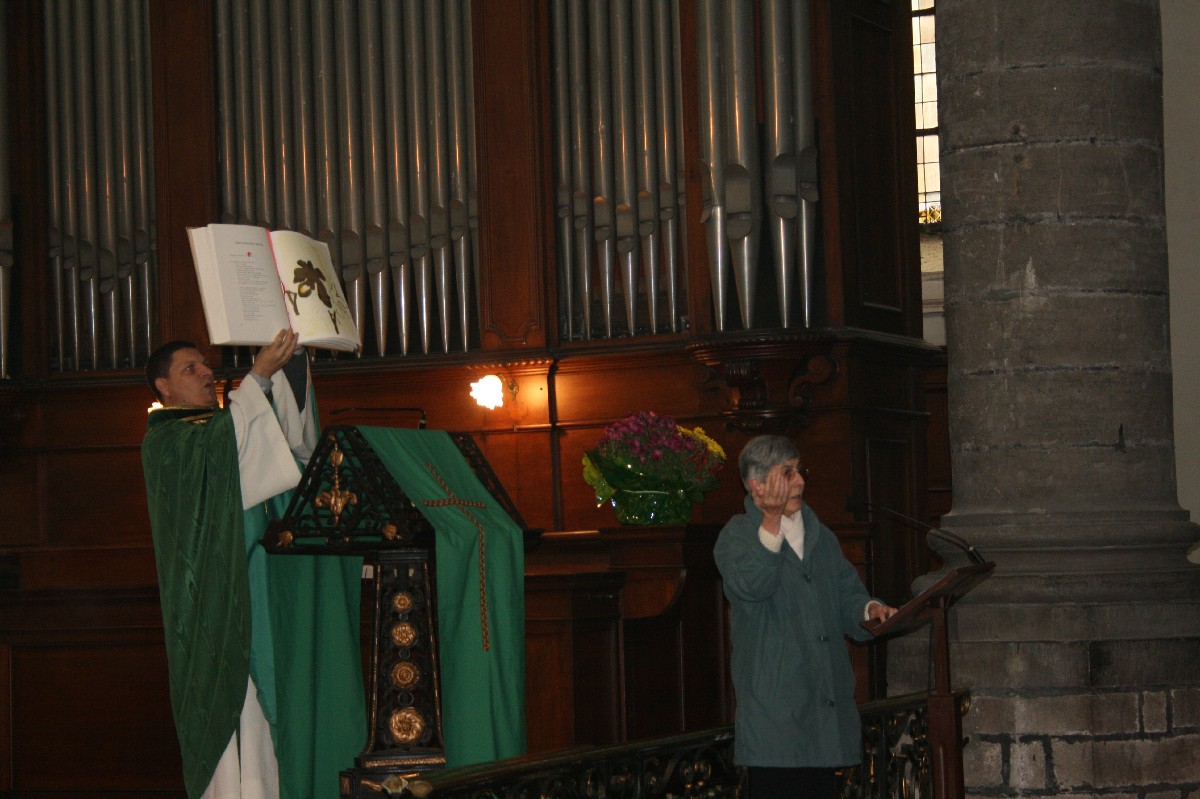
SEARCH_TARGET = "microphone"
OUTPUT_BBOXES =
[846,497,987,565]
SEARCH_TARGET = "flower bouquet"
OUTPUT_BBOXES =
[582,411,726,525]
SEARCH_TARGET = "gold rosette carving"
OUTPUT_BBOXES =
[392,591,413,613]
[390,622,417,648]
[388,707,426,744]
[390,660,421,689]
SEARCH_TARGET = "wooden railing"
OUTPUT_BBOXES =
[343,690,970,799]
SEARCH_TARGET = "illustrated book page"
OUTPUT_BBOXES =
[187,223,358,352]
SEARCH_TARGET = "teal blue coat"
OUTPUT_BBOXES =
[714,498,877,767]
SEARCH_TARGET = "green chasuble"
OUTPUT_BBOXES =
[143,407,251,799]
[358,427,526,767]
[145,402,366,799]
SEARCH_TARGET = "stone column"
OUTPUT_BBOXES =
[890,2,1200,797]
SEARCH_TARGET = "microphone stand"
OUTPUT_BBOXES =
[846,497,987,565]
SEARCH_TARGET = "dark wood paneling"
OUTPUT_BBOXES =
[0,451,39,547]
[0,590,181,795]
[42,451,148,546]
[0,641,10,788]
[7,1,49,378]
[149,0,219,347]
[864,437,915,606]
[14,547,159,592]
[623,614,685,739]
[679,536,732,729]
[814,0,921,334]
[925,359,951,526]
[12,642,180,791]
[523,572,624,749]
[471,0,551,350]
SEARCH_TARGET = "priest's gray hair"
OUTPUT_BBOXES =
[738,435,800,491]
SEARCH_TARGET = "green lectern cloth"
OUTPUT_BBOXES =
[357,426,526,767]
[144,403,366,799]
[256,493,366,799]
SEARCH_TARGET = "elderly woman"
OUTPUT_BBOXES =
[714,434,896,799]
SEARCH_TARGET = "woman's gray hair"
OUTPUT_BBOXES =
[738,435,800,490]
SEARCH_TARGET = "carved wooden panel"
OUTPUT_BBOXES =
[522,572,623,752]
[813,0,920,334]
[471,0,549,350]
[149,0,219,347]
[925,360,952,525]
[0,589,181,795]
[42,450,148,546]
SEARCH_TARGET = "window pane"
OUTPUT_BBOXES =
[919,15,935,45]
[918,134,941,221]
[913,2,937,223]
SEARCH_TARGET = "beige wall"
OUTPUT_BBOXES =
[1162,1,1200,541]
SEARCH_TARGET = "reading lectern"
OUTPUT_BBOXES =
[862,561,994,799]
[260,425,534,794]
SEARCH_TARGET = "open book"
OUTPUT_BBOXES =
[186,223,359,352]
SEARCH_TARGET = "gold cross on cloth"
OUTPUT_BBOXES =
[421,463,491,651]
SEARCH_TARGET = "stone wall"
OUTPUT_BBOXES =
[890,607,1200,797]
[913,0,1200,795]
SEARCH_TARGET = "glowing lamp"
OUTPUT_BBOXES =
[470,374,506,409]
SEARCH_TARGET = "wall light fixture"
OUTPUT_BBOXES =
[470,374,518,409]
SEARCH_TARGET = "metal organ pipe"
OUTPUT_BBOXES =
[697,0,729,332]
[723,0,761,330]
[43,5,65,374]
[588,0,617,339]
[382,0,411,355]
[74,0,100,369]
[269,0,296,231]
[654,0,681,333]
[361,0,391,356]
[632,0,661,334]
[559,0,820,337]
[56,1,83,368]
[215,0,481,357]
[335,0,366,351]
[552,0,576,340]
[403,0,433,354]
[445,0,473,353]
[36,1,155,372]
[112,0,139,367]
[250,0,275,227]
[793,0,818,328]
[567,0,594,339]
[424,1,452,354]
[762,0,798,328]
[461,1,481,332]
[610,0,640,337]
[131,0,155,359]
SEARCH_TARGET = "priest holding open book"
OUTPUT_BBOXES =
[142,330,365,799]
